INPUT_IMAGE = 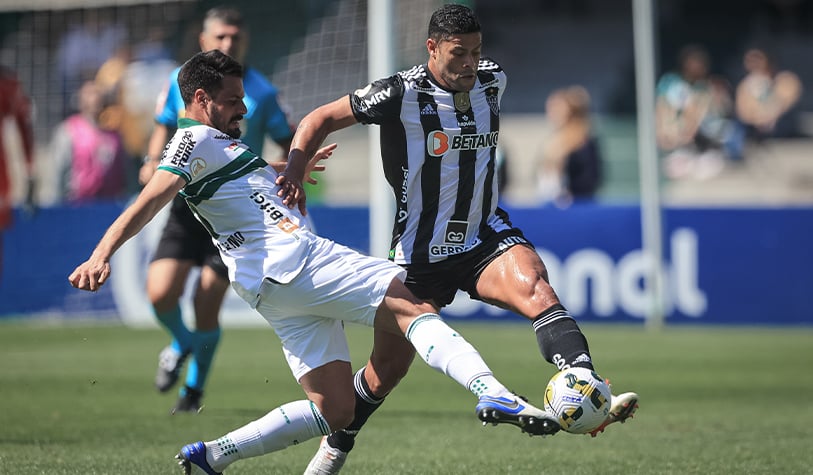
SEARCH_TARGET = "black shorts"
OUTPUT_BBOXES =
[151,195,229,279]
[401,227,534,308]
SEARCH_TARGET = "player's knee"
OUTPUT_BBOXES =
[148,291,180,312]
[145,277,182,309]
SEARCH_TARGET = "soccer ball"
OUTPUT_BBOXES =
[544,367,612,434]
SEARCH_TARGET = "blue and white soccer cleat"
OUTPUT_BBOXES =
[175,441,222,475]
[476,393,561,437]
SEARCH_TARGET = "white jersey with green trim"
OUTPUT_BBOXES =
[158,118,314,307]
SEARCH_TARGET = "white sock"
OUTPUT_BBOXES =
[205,400,330,472]
[405,313,512,399]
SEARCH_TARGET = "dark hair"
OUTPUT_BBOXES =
[204,6,243,28]
[178,50,243,106]
[428,3,481,42]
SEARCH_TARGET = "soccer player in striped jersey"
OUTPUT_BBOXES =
[69,49,559,475]
[279,4,639,473]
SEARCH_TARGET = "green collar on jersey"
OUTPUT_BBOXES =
[177,117,203,129]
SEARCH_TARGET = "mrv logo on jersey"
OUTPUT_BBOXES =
[353,84,392,112]
[427,130,499,157]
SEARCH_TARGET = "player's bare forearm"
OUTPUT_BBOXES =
[69,171,184,291]
[286,97,357,177]
[278,97,356,210]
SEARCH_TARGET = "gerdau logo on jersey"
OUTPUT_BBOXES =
[426,130,499,157]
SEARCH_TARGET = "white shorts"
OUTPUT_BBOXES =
[254,236,406,381]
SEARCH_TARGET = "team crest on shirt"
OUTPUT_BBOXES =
[454,92,471,112]
[485,87,500,115]
[189,157,206,177]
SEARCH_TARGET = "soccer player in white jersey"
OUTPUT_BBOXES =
[68,50,561,474]
[279,4,639,473]
[139,6,296,414]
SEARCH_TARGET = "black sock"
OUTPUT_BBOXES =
[326,368,386,452]
[532,304,594,370]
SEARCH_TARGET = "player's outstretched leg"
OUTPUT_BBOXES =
[588,391,639,437]
[177,400,330,473]
[404,313,560,434]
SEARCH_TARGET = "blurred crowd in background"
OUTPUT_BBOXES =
[1,0,812,217]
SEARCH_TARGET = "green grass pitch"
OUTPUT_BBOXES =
[1,321,812,474]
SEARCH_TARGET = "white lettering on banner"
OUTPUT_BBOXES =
[445,227,707,320]
[671,228,707,315]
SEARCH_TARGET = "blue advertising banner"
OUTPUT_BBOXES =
[1,203,811,325]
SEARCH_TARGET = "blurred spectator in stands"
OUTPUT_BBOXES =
[51,80,127,203]
[56,8,126,118]
[735,47,802,141]
[95,37,177,193]
[132,26,173,63]
[655,45,743,180]
[0,66,35,282]
[536,86,603,206]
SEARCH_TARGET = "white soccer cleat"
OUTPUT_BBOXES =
[588,391,639,437]
[303,436,348,475]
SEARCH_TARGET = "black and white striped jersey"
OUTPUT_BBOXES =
[349,58,511,265]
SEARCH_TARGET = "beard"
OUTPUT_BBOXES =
[226,124,242,139]
[211,108,243,139]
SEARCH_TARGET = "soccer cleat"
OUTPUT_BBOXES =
[176,441,221,475]
[156,346,189,393]
[171,386,204,415]
[588,391,639,437]
[476,393,561,437]
[303,436,348,475]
